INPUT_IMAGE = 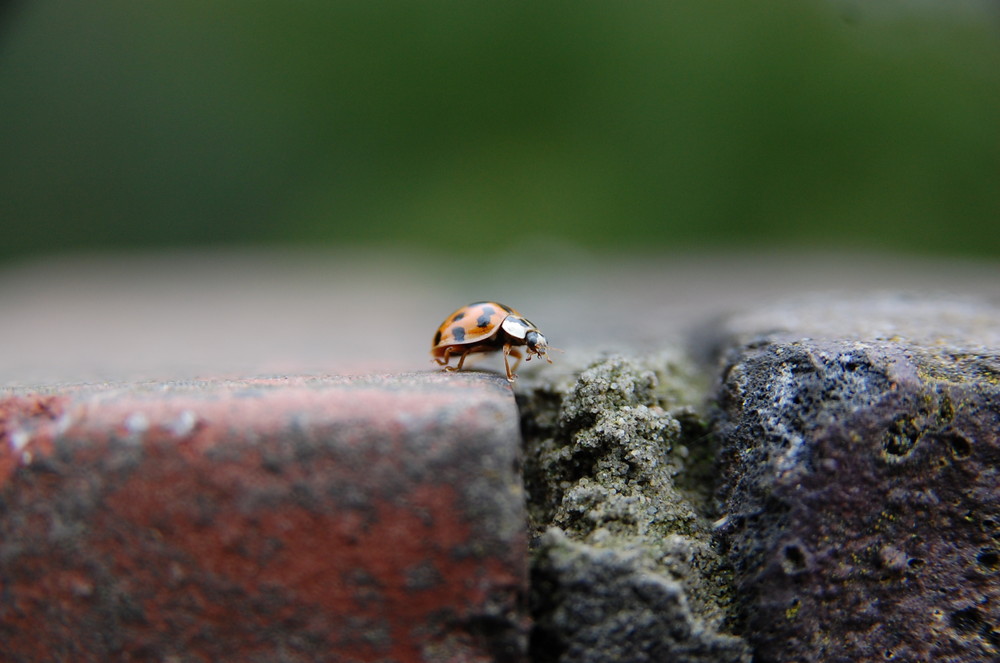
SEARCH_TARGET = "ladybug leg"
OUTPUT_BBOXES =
[502,345,523,382]
[454,348,473,372]
[502,345,514,381]
[509,347,523,375]
[436,347,456,370]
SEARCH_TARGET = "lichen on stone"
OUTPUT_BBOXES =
[516,350,750,663]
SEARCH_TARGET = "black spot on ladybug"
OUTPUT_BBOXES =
[433,329,442,346]
[451,326,466,342]
[477,306,496,328]
[451,311,465,322]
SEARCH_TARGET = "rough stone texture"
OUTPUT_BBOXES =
[516,351,751,663]
[711,294,1000,662]
[0,372,528,663]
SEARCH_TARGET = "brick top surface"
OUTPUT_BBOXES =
[2,248,998,387]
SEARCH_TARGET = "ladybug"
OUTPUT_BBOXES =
[432,301,552,382]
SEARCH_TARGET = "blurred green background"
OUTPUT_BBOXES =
[1,0,998,264]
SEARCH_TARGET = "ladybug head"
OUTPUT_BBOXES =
[525,330,550,360]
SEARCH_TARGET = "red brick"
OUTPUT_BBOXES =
[0,373,528,662]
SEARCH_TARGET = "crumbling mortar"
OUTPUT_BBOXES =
[515,349,751,663]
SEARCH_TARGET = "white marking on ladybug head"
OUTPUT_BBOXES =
[501,315,532,340]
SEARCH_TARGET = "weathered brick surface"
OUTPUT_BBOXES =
[0,373,528,662]
[711,295,1000,662]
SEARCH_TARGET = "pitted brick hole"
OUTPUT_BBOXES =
[949,606,984,634]
[781,544,808,574]
[942,431,973,460]
[976,549,1000,572]
[882,417,921,459]
[948,606,1000,649]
